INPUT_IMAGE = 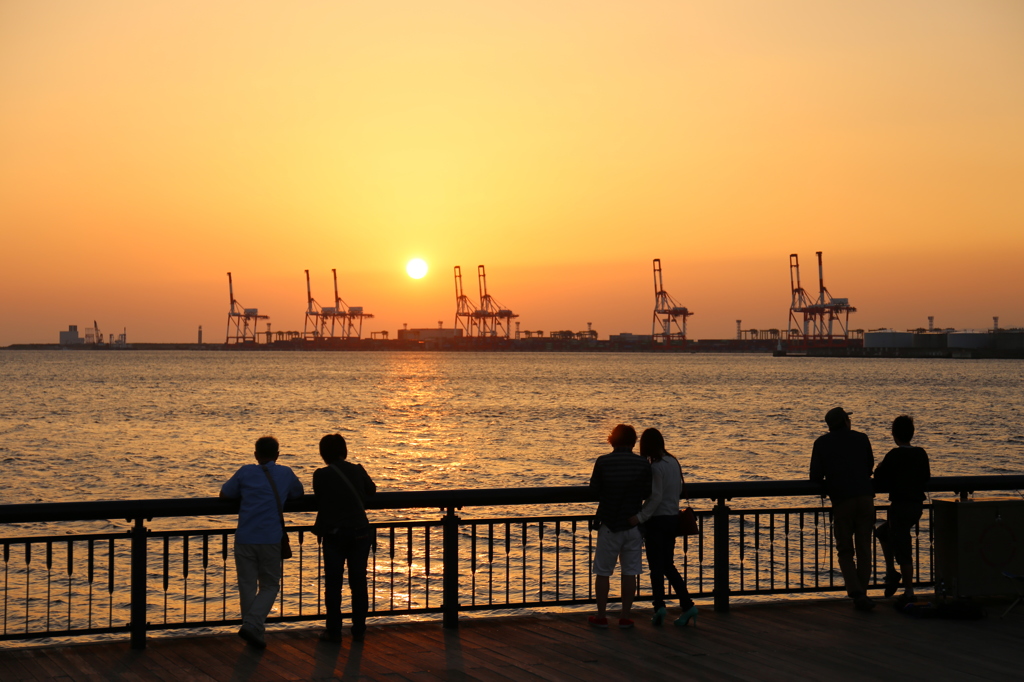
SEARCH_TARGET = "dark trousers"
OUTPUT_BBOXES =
[322,530,372,635]
[875,501,923,575]
[831,495,876,597]
[643,515,693,611]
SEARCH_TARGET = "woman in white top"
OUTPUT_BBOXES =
[635,428,697,627]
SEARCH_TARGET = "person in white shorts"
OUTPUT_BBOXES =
[588,424,652,629]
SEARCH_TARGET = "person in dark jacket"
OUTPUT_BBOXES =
[810,407,876,611]
[588,424,652,629]
[313,433,377,642]
[873,415,930,606]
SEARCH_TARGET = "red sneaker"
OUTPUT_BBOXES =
[618,618,634,629]
[588,616,609,628]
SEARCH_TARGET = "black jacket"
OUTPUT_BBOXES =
[809,429,874,502]
[313,460,376,535]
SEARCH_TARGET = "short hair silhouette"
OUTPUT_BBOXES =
[608,424,638,450]
[319,434,348,462]
[892,415,915,442]
[255,436,279,460]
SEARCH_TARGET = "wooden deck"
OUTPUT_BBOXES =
[1,598,1021,681]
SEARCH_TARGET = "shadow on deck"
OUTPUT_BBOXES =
[1,598,1021,681]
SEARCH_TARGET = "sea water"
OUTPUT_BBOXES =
[1,350,1021,642]
[1,350,1021,508]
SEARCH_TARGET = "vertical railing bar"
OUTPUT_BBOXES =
[784,513,790,590]
[588,521,594,601]
[389,526,396,612]
[87,539,95,630]
[277,530,285,620]
[713,498,730,612]
[554,520,561,603]
[422,525,428,609]
[107,537,115,629]
[754,513,760,591]
[221,533,228,622]
[162,535,169,624]
[298,530,304,617]
[823,507,831,585]
[46,541,53,632]
[201,534,209,622]
[738,512,745,592]
[520,522,527,604]
[403,522,411,606]
[442,507,461,628]
[182,535,189,623]
[696,515,703,593]
[470,523,477,607]
[24,541,31,633]
[487,522,495,606]
[814,510,820,589]
[66,540,74,631]
[538,521,544,603]
[571,520,577,600]
[130,517,149,649]
[505,521,511,605]
[3,542,9,635]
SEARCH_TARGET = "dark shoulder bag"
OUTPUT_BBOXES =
[261,465,293,560]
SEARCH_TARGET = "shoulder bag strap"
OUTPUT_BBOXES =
[261,464,288,532]
[676,457,690,503]
[329,462,366,512]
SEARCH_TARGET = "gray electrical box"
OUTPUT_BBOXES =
[933,497,1024,598]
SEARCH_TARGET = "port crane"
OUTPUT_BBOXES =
[331,268,374,340]
[475,265,518,338]
[453,266,478,337]
[303,270,331,339]
[225,272,268,344]
[787,252,856,348]
[652,259,694,345]
[85,320,103,345]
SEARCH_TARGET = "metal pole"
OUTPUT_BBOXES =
[442,506,461,628]
[713,497,731,613]
[129,516,148,649]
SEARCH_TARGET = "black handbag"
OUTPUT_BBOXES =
[675,467,699,537]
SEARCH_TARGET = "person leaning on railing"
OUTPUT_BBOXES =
[219,436,304,648]
[809,407,876,612]
[873,415,931,608]
[312,433,377,643]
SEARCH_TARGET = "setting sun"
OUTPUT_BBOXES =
[406,259,428,279]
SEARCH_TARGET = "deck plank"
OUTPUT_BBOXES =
[2,599,1022,681]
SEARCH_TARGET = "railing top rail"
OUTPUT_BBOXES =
[0,475,1021,525]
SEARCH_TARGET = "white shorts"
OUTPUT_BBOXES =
[592,525,643,577]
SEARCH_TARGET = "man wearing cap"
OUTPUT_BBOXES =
[810,407,876,611]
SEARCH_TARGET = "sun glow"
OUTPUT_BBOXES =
[406,259,428,279]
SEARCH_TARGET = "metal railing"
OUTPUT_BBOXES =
[1,475,1021,649]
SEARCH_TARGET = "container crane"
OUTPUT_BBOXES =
[476,265,518,338]
[225,272,268,344]
[303,270,331,339]
[331,269,374,340]
[787,252,856,348]
[652,259,694,345]
[453,266,478,337]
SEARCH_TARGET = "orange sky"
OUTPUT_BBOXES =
[2,1,1022,344]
